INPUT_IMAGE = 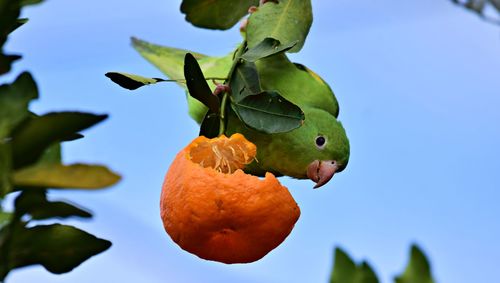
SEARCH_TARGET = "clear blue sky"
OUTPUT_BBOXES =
[4,0,500,282]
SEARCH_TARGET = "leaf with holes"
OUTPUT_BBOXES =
[230,61,261,102]
[231,90,304,134]
[241,37,298,62]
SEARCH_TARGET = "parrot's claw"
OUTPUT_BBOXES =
[213,84,231,97]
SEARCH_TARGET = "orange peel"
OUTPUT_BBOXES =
[160,134,300,264]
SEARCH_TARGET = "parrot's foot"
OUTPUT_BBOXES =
[240,19,249,32]
[213,84,231,97]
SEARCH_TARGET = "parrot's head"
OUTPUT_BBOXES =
[303,108,349,188]
[263,107,349,189]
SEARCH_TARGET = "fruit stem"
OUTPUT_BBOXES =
[218,92,229,136]
[218,42,247,136]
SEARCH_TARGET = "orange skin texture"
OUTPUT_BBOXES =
[160,134,301,264]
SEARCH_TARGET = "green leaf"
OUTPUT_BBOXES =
[0,143,12,197]
[330,247,379,283]
[105,72,168,90]
[395,244,436,283]
[9,18,29,33]
[37,143,62,165]
[231,90,304,134]
[13,163,120,189]
[199,111,220,138]
[0,54,22,76]
[491,0,500,11]
[230,60,261,103]
[15,191,92,220]
[132,37,233,88]
[132,37,234,123]
[241,37,298,62]
[184,53,220,114]
[246,0,312,53]
[6,223,111,274]
[132,37,206,87]
[11,112,107,169]
[180,0,259,30]
[0,72,38,139]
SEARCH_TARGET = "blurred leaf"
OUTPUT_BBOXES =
[246,0,312,53]
[0,211,12,230]
[184,53,220,114]
[395,244,435,283]
[60,132,84,142]
[0,143,12,197]
[0,54,22,76]
[105,72,167,90]
[451,0,500,24]
[6,223,111,274]
[1,0,40,75]
[15,191,91,220]
[180,0,259,30]
[37,143,61,164]
[13,163,120,189]
[11,112,107,169]
[20,0,43,5]
[9,18,28,33]
[329,247,379,283]
[491,0,500,11]
[229,60,261,102]
[241,37,297,62]
[231,90,304,133]
[0,72,38,139]
[199,111,220,138]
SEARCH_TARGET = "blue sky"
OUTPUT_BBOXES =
[4,0,500,282]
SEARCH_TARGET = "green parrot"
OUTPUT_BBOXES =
[132,38,349,188]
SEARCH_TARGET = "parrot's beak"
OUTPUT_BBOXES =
[307,160,339,189]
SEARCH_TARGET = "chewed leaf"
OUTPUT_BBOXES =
[230,61,261,102]
[13,163,121,189]
[231,90,304,134]
[184,53,220,114]
[180,0,259,30]
[241,38,298,62]
[246,0,312,53]
[105,72,169,90]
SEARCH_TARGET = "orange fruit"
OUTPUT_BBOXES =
[160,134,300,264]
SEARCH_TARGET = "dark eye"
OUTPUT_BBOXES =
[315,135,327,149]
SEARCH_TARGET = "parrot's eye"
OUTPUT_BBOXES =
[315,135,327,150]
